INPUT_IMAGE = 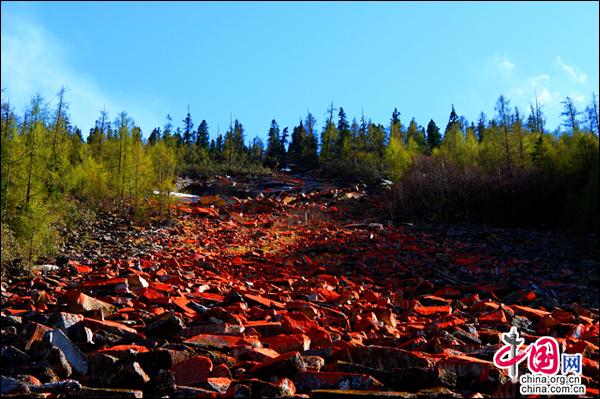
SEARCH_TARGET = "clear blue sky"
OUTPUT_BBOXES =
[2,1,598,141]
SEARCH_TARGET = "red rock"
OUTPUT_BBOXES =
[414,305,452,316]
[244,293,285,309]
[211,363,232,379]
[242,320,284,336]
[372,308,397,328]
[262,334,311,353]
[71,261,93,273]
[173,355,213,386]
[137,287,168,303]
[190,291,225,303]
[64,290,116,314]
[191,206,219,217]
[478,309,508,324]
[203,377,231,393]
[470,301,500,312]
[83,317,140,337]
[314,289,342,303]
[82,277,128,288]
[24,321,53,350]
[126,274,149,289]
[232,346,280,362]
[306,326,333,348]
[428,316,466,332]
[281,312,320,334]
[511,305,550,321]
[97,344,149,356]
[172,296,196,314]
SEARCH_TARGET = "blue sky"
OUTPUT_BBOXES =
[2,1,598,141]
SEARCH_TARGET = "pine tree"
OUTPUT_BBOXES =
[476,112,487,142]
[279,127,289,166]
[368,122,386,157]
[288,121,306,167]
[265,119,281,167]
[148,127,161,145]
[390,108,403,142]
[303,112,319,169]
[250,136,264,164]
[196,120,210,150]
[182,106,194,145]
[426,119,441,151]
[337,107,350,158]
[445,105,460,133]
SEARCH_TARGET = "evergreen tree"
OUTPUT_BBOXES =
[264,119,281,167]
[279,127,289,166]
[368,122,386,157]
[445,105,460,133]
[196,120,210,150]
[337,107,350,157]
[426,119,441,151]
[358,111,368,153]
[215,134,224,162]
[250,136,264,163]
[148,127,161,145]
[182,106,194,145]
[476,112,487,142]
[303,112,319,169]
[289,121,306,167]
[173,127,183,147]
[390,108,403,142]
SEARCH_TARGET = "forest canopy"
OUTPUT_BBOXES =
[1,89,598,270]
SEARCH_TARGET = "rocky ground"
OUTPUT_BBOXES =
[1,174,598,398]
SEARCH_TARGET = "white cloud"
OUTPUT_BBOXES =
[0,13,163,133]
[497,58,515,73]
[537,88,560,106]
[526,74,550,86]
[509,74,559,107]
[556,56,588,83]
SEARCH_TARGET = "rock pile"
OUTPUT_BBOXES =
[1,176,598,398]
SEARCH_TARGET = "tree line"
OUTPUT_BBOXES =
[1,88,598,269]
